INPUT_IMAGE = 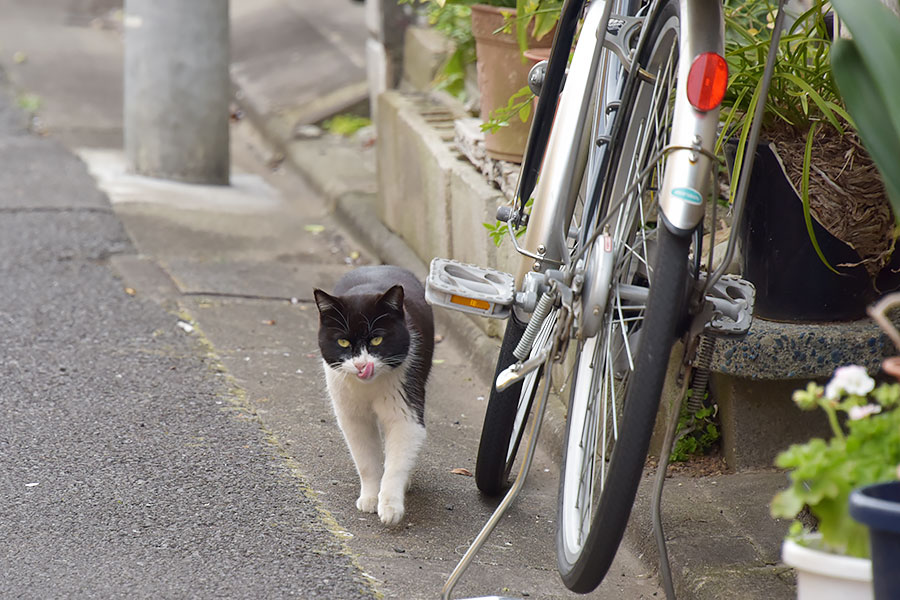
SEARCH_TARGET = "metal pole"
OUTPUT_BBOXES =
[124,0,230,185]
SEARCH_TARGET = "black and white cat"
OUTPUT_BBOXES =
[313,266,434,525]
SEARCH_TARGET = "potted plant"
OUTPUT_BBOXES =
[770,361,900,598]
[469,0,559,161]
[831,3,900,594]
[719,0,895,322]
[828,0,900,221]
[772,291,900,598]
[409,0,561,161]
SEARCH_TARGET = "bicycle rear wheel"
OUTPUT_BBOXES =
[556,0,692,591]
[475,310,556,496]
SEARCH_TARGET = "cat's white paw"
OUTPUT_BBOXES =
[356,494,378,513]
[377,496,405,526]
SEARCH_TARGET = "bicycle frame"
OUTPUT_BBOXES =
[510,0,724,295]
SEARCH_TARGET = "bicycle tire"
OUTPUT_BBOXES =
[556,0,692,591]
[558,226,690,592]
[476,310,556,496]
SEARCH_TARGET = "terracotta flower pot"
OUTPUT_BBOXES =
[470,4,554,163]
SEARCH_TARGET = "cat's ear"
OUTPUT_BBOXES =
[313,289,342,314]
[377,285,405,313]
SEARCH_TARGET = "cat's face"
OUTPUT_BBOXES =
[313,285,410,382]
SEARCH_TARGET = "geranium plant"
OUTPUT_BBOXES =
[771,365,900,558]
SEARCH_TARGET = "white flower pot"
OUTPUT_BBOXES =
[782,535,873,600]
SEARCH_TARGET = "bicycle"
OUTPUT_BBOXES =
[425,0,782,596]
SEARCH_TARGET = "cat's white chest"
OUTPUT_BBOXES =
[322,360,413,422]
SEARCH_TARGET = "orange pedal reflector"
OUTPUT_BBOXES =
[450,295,491,311]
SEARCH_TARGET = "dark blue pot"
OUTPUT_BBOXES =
[850,481,900,599]
[731,142,877,322]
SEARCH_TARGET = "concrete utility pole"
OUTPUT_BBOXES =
[124,0,230,185]
[365,0,409,119]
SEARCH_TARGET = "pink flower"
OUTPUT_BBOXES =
[825,365,875,400]
[848,404,882,421]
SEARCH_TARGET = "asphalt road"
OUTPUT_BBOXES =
[0,79,373,598]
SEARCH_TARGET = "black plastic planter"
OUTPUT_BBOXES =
[850,481,900,599]
[733,142,877,322]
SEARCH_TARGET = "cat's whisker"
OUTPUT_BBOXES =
[369,313,390,329]
[325,314,350,332]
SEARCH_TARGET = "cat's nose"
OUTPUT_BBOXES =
[352,358,367,370]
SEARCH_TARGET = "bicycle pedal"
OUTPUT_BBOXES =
[425,258,515,319]
[704,274,755,336]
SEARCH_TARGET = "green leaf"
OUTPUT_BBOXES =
[831,37,900,218]
[821,101,854,130]
[831,0,900,140]
[728,74,765,206]
[773,72,843,133]
[518,101,531,123]
[322,114,372,137]
[771,489,804,519]
[724,14,760,45]
[433,47,468,98]
[800,124,840,274]
[515,0,528,54]
[533,10,558,40]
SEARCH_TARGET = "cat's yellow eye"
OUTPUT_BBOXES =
[337,338,351,348]
[370,336,383,346]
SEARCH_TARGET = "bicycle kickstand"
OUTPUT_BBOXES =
[440,348,556,600]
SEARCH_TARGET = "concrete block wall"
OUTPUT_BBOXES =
[376,90,520,339]
[401,26,452,93]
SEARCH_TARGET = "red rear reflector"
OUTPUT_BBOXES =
[686,52,728,111]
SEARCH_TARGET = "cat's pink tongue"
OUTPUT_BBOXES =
[357,362,375,380]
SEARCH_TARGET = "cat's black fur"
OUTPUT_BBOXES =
[314,266,434,423]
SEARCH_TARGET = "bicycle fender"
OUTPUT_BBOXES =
[658,0,725,236]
